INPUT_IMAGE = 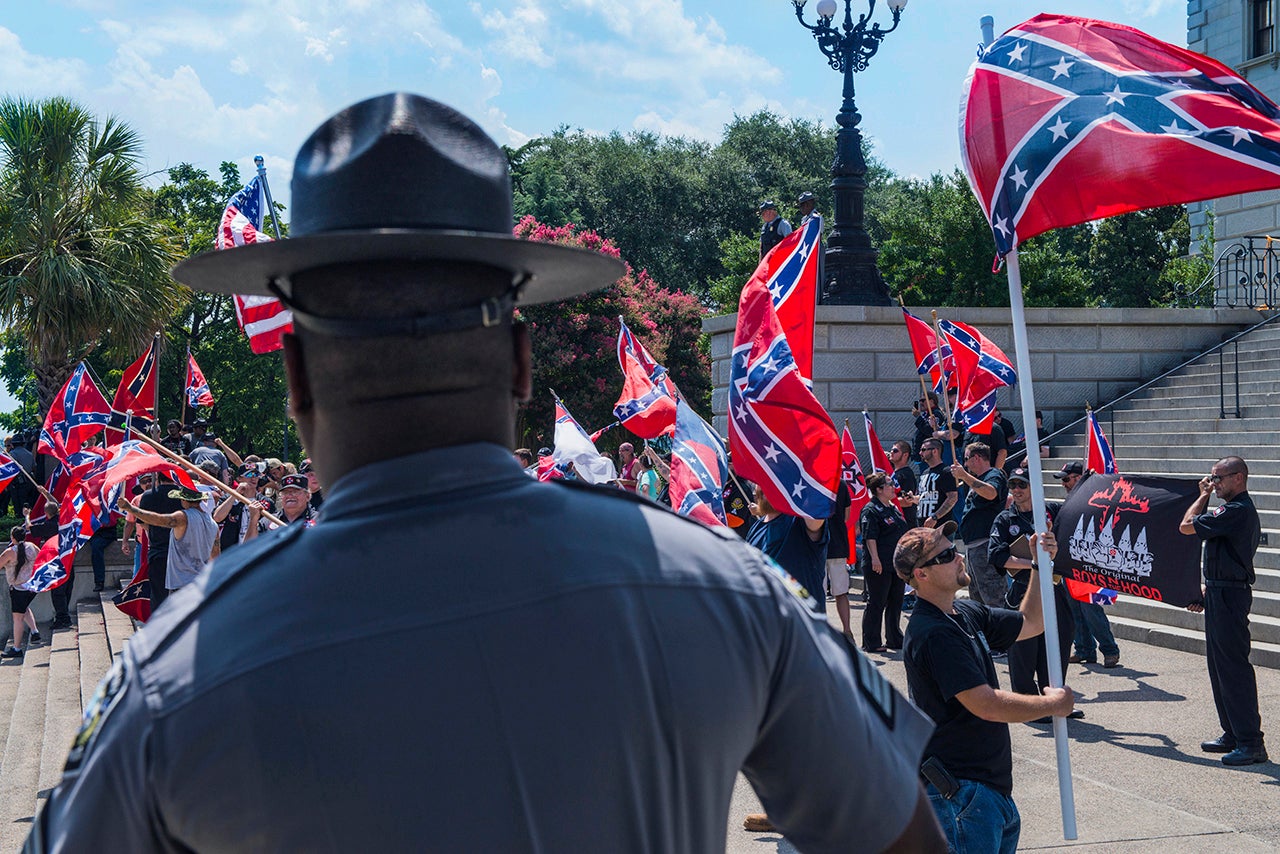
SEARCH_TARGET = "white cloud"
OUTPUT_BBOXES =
[229,56,250,75]
[472,0,554,68]
[1120,0,1181,17]
[0,27,88,95]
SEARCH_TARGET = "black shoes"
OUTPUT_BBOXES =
[93,582,105,592]
[1201,735,1235,754]
[1221,745,1268,766]
[2,646,23,659]
[50,615,72,630]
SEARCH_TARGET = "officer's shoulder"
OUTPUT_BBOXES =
[551,477,745,542]
[126,523,307,664]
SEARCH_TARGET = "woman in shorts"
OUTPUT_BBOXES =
[3,526,40,658]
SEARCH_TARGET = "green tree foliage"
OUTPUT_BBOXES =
[513,217,709,452]
[0,96,186,416]
[1088,205,1190,307]
[509,111,840,303]
[876,169,1002,307]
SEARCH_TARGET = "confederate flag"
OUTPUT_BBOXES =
[962,14,1280,256]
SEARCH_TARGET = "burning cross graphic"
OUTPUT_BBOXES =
[1087,477,1149,529]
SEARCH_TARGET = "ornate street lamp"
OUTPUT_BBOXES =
[791,0,908,305]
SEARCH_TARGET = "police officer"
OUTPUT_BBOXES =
[797,190,818,226]
[758,200,792,259]
[28,94,945,852]
[1180,455,1267,767]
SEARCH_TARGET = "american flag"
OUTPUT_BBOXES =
[218,175,293,353]
[962,14,1280,257]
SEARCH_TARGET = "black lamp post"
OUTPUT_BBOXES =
[791,0,907,306]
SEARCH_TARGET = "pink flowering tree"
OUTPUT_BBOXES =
[514,215,711,451]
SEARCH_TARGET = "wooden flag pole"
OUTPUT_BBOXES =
[1006,248,1078,839]
[127,427,286,527]
[929,311,959,462]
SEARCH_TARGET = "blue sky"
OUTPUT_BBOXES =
[0,1,1184,416]
[3,1,1185,205]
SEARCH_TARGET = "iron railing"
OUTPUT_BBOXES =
[1195,236,1280,309]
[1008,309,1280,464]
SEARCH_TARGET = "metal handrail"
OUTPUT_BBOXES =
[1007,309,1280,464]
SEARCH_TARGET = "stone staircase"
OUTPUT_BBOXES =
[0,593,136,849]
[1043,318,1280,669]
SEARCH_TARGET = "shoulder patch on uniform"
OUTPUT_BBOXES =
[849,644,896,728]
[1212,505,1226,517]
[64,655,130,776]
[757,553,820,610]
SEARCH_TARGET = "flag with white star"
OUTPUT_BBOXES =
[728,261,839,520]
[746,214,823,381]
[669,398,730,527]
[612,317,678,439]
[961,13,1280,256]
[937,319,1016,434]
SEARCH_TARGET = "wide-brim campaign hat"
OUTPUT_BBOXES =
[171,93,623,306]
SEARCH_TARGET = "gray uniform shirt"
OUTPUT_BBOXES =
[166,508,217,591]
[28,443,931,854]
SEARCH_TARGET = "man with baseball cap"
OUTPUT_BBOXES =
[245,473,314,534]
[30,93,943,852]
[896,520,1075,852]
[1053,460,1084,491]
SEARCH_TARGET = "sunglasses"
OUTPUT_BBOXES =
[1010,481,1030,489]
[918,546,958,568]
[1208,473,1239,483]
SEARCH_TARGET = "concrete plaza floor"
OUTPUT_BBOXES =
[726,597,1280,852]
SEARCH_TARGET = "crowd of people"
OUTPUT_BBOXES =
[0,418,324,659]
[12,94,1267,854]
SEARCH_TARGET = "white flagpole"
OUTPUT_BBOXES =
[1006,248,1078,839]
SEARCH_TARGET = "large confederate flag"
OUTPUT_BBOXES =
[962,13,1280,256]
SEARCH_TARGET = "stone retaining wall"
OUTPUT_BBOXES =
[703,305,1264,447]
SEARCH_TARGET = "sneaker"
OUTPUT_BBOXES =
[28,631,40,645]
[2,646,23,659]
[1102,654,1121,668]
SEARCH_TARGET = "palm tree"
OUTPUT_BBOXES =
[0,96,185,418]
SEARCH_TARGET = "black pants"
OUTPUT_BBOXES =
[50,565,75,620]
[1008,583,1074,696]
[1205,586,1263,747]
[149,553,169,616]
[862,566,905,650]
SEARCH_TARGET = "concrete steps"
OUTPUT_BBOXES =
[0,594,138,851]
[1031,316,1280,669]
[0,639,52,850]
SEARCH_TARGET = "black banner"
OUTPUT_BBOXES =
[1053,474,1203,608]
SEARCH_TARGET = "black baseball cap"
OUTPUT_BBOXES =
[1009,467,1031,485]
[1053,461,1084,479]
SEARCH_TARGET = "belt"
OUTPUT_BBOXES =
[1204,579,1251,589]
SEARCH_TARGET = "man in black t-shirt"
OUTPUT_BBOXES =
[160,420,193,457]
[137,473,184,615]
[916,440,958,534]
[890,440,919,528]
[895,522,1074,853]
[951,442,1008,607]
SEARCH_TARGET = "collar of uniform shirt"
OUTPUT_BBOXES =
[317,442,530,521]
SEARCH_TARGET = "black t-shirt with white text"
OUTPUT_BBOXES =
[916,464,956,527]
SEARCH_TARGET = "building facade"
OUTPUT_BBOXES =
[1189,0,1280,305]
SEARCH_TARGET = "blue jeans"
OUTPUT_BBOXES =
[90,532,111,586]
[926,779,1020,854]
[1068,596,1119,658]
